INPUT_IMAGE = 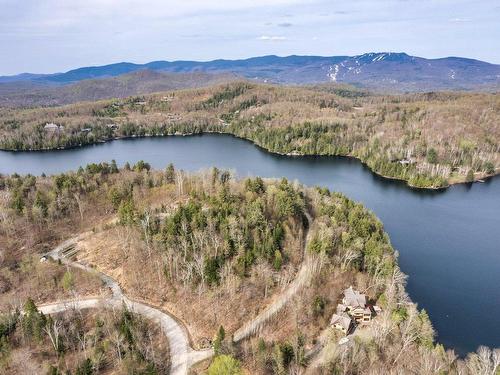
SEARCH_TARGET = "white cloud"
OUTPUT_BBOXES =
[3,0,307,25]
[258,35,287,41]
[1,0,499,75]
[449,17,470,23]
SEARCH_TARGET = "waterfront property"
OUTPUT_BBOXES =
[342,286,373,324]
[332,286,381,335]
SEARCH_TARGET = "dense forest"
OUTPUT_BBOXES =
[1,164,498,374]
[0,82,498,188]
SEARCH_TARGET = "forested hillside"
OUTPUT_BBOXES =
[0,70,237,108]
[1,82,498,188]
[1,165,498,374]
[0,305,170,374]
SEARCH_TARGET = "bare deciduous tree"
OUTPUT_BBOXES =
[44,318,63,356]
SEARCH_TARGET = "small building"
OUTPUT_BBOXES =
[398,157,416,165]
[330,313,354,335]
[107,123,118,130]
[44,122,60,131]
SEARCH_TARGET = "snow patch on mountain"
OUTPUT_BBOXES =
[328,64,339,81]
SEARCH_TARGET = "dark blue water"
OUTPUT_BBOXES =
[1,134,499,355]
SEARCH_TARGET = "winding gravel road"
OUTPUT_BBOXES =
[42,235,213,375]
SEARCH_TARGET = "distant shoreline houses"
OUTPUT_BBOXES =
[44,123,121,133]
[330,286,381,335]
[44,122,64,132]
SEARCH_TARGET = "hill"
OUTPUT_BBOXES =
[0,166,497,374]
[1,53,499,93]
[1,81,499,188]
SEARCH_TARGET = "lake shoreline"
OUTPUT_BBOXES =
[0,132,499,353]
[1,131,497,190]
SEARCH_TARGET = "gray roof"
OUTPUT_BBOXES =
[337,304,347,314]
[343,286,366,308]
[330,313,352,330]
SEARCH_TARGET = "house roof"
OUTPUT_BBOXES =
[337,304,347,314]
[330,313,352,330]
[343,286,366,308]
[44,122,59,129]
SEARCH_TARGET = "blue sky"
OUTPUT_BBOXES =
[0,0,499,75]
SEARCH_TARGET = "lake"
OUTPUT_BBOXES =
[1,134,499,355]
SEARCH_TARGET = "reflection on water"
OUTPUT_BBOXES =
[1,134,499,355]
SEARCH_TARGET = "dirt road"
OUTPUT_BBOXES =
[44,236,213,375]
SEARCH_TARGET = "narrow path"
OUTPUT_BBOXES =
[233,211,319,342]
[233,257,319,342]
[43,236,213,375]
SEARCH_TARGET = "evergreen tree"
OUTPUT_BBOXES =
[165,163,175,184]
[213,325,226,355]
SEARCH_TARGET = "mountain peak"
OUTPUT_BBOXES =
[1,53,498,92]
[354,52,413,63]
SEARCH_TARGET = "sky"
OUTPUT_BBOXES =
[0,0,499,76]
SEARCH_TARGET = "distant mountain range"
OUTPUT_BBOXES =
[1,53,498,107]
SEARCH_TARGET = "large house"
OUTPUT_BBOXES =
[342,286,372,324]
[331,286,381,335]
